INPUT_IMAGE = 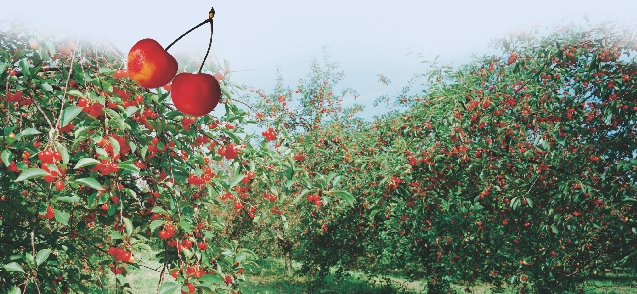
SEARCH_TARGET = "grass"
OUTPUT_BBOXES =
[240,257,423,294]
[97,254,637,294]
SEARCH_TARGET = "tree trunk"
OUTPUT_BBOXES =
[277,235,293,276]
[284,250,292,276]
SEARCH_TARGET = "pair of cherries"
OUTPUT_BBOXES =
[127,39,220,117]
[127,8,220,117]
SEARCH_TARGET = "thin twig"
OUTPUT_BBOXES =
[55,37,79,128]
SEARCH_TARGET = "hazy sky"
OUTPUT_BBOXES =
[1,0,636,120]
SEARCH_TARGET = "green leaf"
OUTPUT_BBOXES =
[151,206,169,215]
[108,136,120,158]
[54,142,70,165]
[61,106,83,127]
[199,274,223,284]
[44,40,56,57]
[74,178,104,190]
[178,221,192,233]
[25,253,35,268]
[123,217,133,237]
[20,58,30,78]
[220,84,233,99]
[8,286,21,294]
[68,90,84,97]
[333,190,355,206]
[332,175,342,187]
[3,262,24,272]
[56,195,81,203]
[54,209,70,226]
[111,230,123,240]
[104,108,128,130]
[0,70,8,85]
[35,249,51,266]
[0,63,7,76]
[229,174,245,188]
[20,128,41,136]
[149,220,164,232]
[1,150,11,166]
[124,106,138,117]
[117,161,139,173]
[159,282,179,294]
[15,168,50,182]
[327,172,338,182]
[74,158,100,169]
[551,226,559,234]
[40,83,53,92]
[293,189,311,205]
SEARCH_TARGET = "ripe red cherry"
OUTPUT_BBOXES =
[127,39,178,88]
[77,98,87,107]
[114,69,130,79]
[38,150,54,163]
[158,230,170,239]
[171,72,221,117]
[183,283,195,293]
[120,251,131,262]
[55,180,64,191]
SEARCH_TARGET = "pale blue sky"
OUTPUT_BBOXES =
[2,0,636,121]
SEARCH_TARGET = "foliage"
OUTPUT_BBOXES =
[0,19,352,294]
[249,19,637,293]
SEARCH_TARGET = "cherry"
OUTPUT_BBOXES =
[120,251,131,262]
[77,98,87,107]
[114,69,130,79]
[183,283,195,293]
[55,180,64,191]
[44,205,55,219]
[127,39,178,88]
[171,72,221,117]
[38,150,54,164]
[158,230,170,239]
[171,269,179,279]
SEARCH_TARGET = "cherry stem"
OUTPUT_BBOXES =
[164,19,210,52]
[199,17,213,73]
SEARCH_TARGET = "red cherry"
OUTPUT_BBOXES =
[38,150,54,163]
[121,251,131,262]
[55,180,64,191]
[171,72,221,117]
[127,39,178,88]
[77,98,87,107]
[158,230,170,239]
[184,283,195,293]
